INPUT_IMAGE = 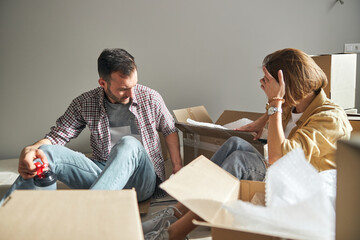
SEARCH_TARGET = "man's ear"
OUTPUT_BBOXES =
[98,78,106,89]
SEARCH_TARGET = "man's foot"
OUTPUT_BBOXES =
[142,206,181,234]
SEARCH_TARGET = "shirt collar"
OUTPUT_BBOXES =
[130,84,139,106]
[296,89,327,126]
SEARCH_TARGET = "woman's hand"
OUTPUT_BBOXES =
[260,66,285,101]
[235,113,269,140]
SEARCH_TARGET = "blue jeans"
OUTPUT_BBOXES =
[211,136,266,181]
[0,136,156,205]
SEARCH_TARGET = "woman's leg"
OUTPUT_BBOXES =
[221,150,266,181]
[211,136,266,181]
[211,136,263,167]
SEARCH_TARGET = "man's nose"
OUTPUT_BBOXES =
[127,88,134,98]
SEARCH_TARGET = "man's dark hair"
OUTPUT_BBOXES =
[98,48,137,82]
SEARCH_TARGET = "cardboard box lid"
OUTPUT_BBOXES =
[215,110,263,125]
[160,155,240,225]
[173,105,213,123]
[0,190,143,240]
[174,106,264,144]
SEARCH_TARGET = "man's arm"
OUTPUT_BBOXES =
[164,132,183,174]
[18,138,52,179]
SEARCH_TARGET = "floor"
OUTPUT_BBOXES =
[141,195,212,240]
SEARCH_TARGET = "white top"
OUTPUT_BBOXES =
[284,110,303,138]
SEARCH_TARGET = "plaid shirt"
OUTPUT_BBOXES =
[45,84,177,181]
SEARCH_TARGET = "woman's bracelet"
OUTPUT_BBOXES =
[268,97,285,104]
[265,97,285,111]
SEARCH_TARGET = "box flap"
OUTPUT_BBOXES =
[175,122,232,138]
[215,110,263,125]
[0,190,143,240]
[160,155,240,223]
[173,106,213,123]
[239,180,266,201]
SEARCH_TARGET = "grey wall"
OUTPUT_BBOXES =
[1,0,359,159]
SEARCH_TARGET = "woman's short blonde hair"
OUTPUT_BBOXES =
[262,48,328,107]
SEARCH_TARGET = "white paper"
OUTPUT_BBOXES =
[186,119,227,129]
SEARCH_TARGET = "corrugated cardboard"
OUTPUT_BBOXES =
[335,139,360,239]
[0,189,144,240]
[173,106,264,165]
[161,155,284,239]
[312,53,357,110]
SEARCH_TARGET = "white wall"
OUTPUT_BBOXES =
[1,0,359,159]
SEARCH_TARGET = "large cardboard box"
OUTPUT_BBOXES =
[0,189,143,240]
[173,106,264,165]
[335,139,360,239]
[161,155,286,239]
[312,53,357,110]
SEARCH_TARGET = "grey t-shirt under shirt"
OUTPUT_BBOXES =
[104,98,141,148]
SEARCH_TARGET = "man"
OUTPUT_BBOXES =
[1,48,182,204]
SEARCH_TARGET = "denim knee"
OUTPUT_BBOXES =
[38,144,55,162]
[227,136,247,145]
[113,136,142,151]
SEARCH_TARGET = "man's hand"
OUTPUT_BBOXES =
[18,146,48,179]
[172,162,182,174]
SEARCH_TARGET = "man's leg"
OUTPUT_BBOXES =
[0,176,34,205]
[0,145,102,206]
[90,136,156,202]
[39,144,103,189]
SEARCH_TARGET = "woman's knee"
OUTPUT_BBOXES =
[226,136,248,146]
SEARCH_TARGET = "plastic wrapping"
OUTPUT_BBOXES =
[224,148,335,240]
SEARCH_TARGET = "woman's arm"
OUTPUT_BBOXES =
[260,67,286,164]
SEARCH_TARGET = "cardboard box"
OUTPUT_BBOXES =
[160,155,286,239]
[335,139,360,239]
[312,53,357,110]
[347,113,360,133]
[0,189,144,240]
[173,106,264,165]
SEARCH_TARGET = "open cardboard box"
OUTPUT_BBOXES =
[173,106,264,165]
[161,155,285,240]
[0,189,144,240]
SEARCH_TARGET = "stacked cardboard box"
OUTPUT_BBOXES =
[312,53,357,110]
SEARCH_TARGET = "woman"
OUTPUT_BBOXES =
[143,48,353,240]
